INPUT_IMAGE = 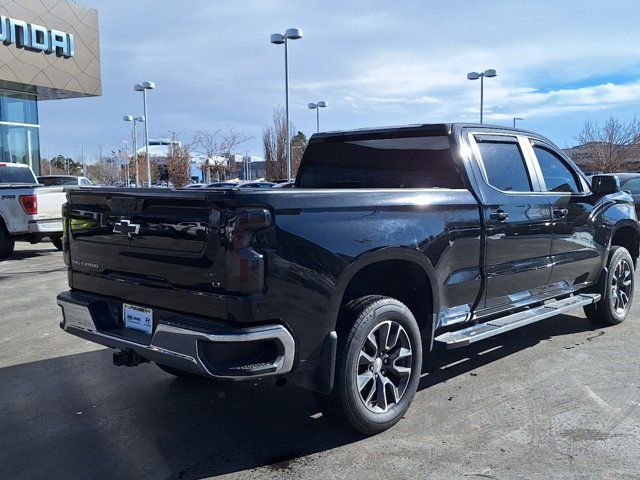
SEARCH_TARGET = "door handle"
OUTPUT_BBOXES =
[489,210,509,221]
[553,208,569,218]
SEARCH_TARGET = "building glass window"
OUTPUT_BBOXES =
[0,91,40,174]
[0,92,38,125]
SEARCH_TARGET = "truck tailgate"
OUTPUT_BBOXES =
[66,189,227,300]
[36,186,66,220]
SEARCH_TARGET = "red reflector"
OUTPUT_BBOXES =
[19,194,38,215]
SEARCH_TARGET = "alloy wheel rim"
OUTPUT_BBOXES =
[611,258,633,314]
[356,320,413,413]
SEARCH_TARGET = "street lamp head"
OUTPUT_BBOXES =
[483,69,497,78]
[285,28,303,40]
[134,83,144,91]
[467,72,480,80]
[317,101,328,108]
[270,33,285,44]
[308,102,317,109]
[141,81,156,90]
[134,115,145,122]
[123,115,133,122]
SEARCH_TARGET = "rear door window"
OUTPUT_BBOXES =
[476,138,532,192]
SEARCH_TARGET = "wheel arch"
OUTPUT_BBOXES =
[327,247,439,337]
[609,220,640,265]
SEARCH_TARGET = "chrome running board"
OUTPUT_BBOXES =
[434,293,601,349]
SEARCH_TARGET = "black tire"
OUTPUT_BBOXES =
[0,225,15,260]
[50,236,63,251]
[320,295,423,435]
[156,362,200,378]
[584,246,634,325]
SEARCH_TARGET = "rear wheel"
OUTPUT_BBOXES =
[156,362,200,378]
[584,246,634,325]
[320,295,422,435]
[50,236,63,251]
[0,226,15,260]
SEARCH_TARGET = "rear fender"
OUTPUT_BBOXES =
[326,247,439,333]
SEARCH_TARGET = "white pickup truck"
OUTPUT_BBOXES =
[0,163,67,259]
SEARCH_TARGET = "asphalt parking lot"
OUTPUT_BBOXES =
[1,243,639,480]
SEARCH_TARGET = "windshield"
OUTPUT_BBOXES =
[37,176,78,186]
[621,177,640,194]
[297,134,463,189]
[0,165,37,184]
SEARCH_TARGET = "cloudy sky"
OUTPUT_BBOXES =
[38,0,640,161]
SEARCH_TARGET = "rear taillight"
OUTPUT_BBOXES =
[225,208,272,294]
[19,194,38,215]
[231,208,272,246]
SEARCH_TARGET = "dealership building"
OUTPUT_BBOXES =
[0,0,100,175]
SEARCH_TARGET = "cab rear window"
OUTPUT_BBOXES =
[0,165,37,184]
[297,134,463,189]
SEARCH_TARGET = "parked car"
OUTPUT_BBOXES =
[57,123,639,434]
[182,184,208,189]
[239,181,275,188]
[613,173,640,219]
[272,181,295,188]
[37,175,92,187]
[207,182,238,188]
[1,163,67,258]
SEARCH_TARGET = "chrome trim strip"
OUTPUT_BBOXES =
[57,297,295,379]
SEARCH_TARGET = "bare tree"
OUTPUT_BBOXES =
[136,154,159,187]
[573,116,640,173]
[165,132,192,188]
[192,128,250,181]
[87,155,120,185]
[291,130,308,175]
[263,106,302,181]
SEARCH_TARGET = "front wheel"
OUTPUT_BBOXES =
[584,246,634,325]
[321,295,422,435]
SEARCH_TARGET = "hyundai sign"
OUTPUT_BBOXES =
[0,15,74,58]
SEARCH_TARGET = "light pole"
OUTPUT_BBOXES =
[467,69,497,124]
[308,101,328,133]
[120,140,129,186]
[513,117,524,128]
[134,81,155,187]
[270,28,303,181]
[123,115,145,187]
[75,145,85,177]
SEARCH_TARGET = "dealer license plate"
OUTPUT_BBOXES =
[123,303,153,335]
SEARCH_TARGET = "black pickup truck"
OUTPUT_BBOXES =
[57,123,639,434]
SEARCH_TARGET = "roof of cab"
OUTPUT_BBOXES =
[309,123,536,142]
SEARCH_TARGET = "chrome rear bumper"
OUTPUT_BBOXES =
[57,291,295,379]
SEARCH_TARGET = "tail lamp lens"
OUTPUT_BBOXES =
[225,208,272,294]
[19,194,38,215]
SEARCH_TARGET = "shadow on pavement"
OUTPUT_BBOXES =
[4,244,58,262]
[0,313,603,480]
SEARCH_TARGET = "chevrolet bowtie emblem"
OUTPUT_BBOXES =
[113,219,140,238]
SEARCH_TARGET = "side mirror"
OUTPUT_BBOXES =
[591,175,621,195]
